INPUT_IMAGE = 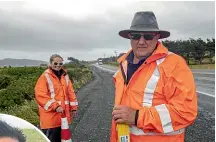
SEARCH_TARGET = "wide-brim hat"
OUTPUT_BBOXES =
[119,11,170,39]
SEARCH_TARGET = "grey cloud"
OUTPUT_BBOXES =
[0,1,214,60]
[0,9,129,52]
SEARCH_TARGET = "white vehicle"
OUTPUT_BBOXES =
[98,60,103,65]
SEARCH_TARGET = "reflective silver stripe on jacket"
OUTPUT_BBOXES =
[113,69,120,78]
[65,74,69,86]
[44,99,56,110]
[130,52,184,135]
[143,52,173,107]
[57,101,69,105]
[70,101,78,106]
[155,104,173,133]
[130,126,185,135]
[43,72,74,110]
[57,101,78,106]
[44,73,56,110]
[45,73,55,99]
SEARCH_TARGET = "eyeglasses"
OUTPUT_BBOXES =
[129,33,158,40]
[53,62,63,66]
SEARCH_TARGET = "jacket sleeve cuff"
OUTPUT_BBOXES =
[137,107,155,133]
[53,102,60,111]
[135,110,139,126]
[137,108,145,129]
[69,101,78,111]
[70,106,78,111]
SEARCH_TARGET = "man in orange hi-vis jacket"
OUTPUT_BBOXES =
[111,11,198,142]
[35,54,78,142]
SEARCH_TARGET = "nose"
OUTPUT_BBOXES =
[138,36,146,45]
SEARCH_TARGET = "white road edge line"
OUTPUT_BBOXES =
[93,65,215,98]
[193,72,215,75]
[196,91,215,98]
[93,64,116,73]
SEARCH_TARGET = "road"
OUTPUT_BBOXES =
[71,65,215,142]
[71,66,115,142]
[99,64,215,96]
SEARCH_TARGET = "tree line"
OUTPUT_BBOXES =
[98,38,215,65]
[162,38,215,64]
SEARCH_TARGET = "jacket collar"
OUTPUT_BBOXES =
[45,67,67,76]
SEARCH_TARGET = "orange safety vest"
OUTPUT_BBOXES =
[110,42,198,142]
[35,68,78,129]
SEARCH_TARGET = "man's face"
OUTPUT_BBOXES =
[129,32,160,59]
[0,137,19,142]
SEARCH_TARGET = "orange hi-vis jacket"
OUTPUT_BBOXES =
[35,68,78,129]
[110,42,198,142]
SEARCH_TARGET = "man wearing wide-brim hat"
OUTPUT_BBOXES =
[111,11,197,142]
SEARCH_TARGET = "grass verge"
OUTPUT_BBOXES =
[22,129,48,142]
[104,62,215,70]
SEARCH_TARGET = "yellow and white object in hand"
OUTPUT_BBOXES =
[117,123,130,142]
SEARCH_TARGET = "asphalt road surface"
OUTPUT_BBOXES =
[99,65,215,96]
[71,65,215,142]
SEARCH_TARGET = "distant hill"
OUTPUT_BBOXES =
[0,58,48,67]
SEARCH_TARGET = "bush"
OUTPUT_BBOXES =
[0,65,93,126]
[0,75,12,89]
[0,77,38,108]
[10,77,37,100]
[1,100,40,126]
[0,67,38,76]
[67,67,93,91]
[0,88,25,108]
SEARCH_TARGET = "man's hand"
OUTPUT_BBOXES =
[56,106,64,113]
[70,110,78,118]
[112,105,136,125]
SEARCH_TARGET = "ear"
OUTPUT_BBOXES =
[128,33,131,39]
[156,33,160,39]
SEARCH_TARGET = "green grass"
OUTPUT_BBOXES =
[22,129,48,142]
[104,62,119,67]
[0,65,93,126]
[188,64,215,69]
[105,62,215,69]
[188,58,215,64]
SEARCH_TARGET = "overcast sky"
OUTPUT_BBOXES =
[0,1,215,62]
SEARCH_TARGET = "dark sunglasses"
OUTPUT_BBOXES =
[130,33,158,40]
[53,62,63,66]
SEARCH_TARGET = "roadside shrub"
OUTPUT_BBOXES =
[0,75,12,89]
[1,100,39,126]
[0,88,25,108]
[0,67,41,76]
[0,65,93,126]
